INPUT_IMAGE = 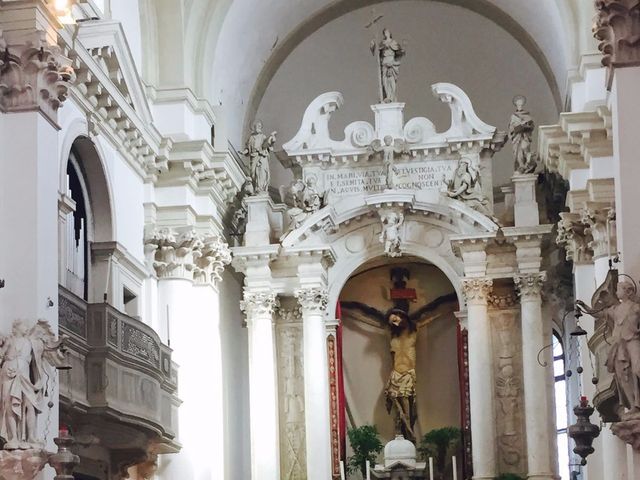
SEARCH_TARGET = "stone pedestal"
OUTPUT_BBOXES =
[371,103,405,139]
[0,449,49,480]
[512,174,539,227]
[612,413,640,451]
[243,195,286,246]
[371,436,427,479]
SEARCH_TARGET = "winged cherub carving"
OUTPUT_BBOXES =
[368,135,409,190]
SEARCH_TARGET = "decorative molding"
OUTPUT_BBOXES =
[514,272,546,299]
[488,292,519,309]
[0,30,75,123]
[581,207,617,259]
[295,287,329,313]
[240,291,279,318]
[144,227,231,284]
[556,212,594,264]
[327,334,341,478]
[461,278,493,304]
[594,0,640,88]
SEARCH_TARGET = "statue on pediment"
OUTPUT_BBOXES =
[444,158,494,220]
[508,95,538,174]
[0,320,67,450]
[370,28,406,103]
[280,175,327,238]
[243,120,277,194]
[368,135,409,190]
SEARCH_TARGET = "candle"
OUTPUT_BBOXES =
[366,460,371,480]
[429,457,434,480]
[339,460,346,480]
[452,456,457,480]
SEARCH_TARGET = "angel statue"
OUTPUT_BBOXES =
[342,291,458,442]
[0,319,68,450]
[370,28,406,103]
[242,120,277,194]
[444,158,496,221]
[508,95,538,174]
[577,272,640,414]
[369,135,409,190]
[379,210,404,257]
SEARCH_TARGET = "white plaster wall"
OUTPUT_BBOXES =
[110,0,142,71]
[340,262,460,444]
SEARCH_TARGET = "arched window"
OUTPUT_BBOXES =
[63,154,89,300]
[553,332,570,480]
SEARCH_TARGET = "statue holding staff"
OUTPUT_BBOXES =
[370,28,406,103]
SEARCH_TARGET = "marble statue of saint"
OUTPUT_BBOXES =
[242,120,277,194]
[368,135,408,189]
[578,279,640,413]
[379,210,404,257]
[279,176,327,238]
[371,28,405,103]
[0,319,67,450]
[444,158,495,220]
[508,95,538,174]
[341,290,459,444]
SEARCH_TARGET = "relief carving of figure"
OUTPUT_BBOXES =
[242,120,277,194]
[508,95,538,174]
[379,210,404,257]
[577,278,640,413]
[370,28,406,103]
[280,175,327,238]
[0,319,67,450]
[368,135,409,189]
[444,158,495,220]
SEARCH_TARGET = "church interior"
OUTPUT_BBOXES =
[0,1,639,479]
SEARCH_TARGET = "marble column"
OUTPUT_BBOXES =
[241,290,281,480]
[515,273,556,480]
[295,287,332,480]
[461,278,496,480]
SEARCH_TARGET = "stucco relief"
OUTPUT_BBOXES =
[276,306,307,480]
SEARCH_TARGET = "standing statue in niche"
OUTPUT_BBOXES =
[444,158,495,221]
[577,278,640,414]
[242,120,277,194]
[0,319,67,450]
[370,28,406,103]
[508,95,538,174]
[379,209,404,257]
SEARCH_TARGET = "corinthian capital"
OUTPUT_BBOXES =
[461,278,493,305]
[556,212,594,264]
[594,0,640,87]
[0,30,75,122]
[514,272,546,299]
[580,207,616,259]
[240,291,279,317]
[295,287,329,312]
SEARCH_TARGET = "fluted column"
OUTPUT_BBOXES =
[295,287,332,480]
[515,273,556,480]
[461,278,496,480]
[241,291,281,480]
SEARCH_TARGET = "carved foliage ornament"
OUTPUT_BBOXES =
[514,273,546,299]
[295,287,329,312]
[556,212,594,264]
[461,278,493,304]
[144,227,231,284]
[593,0,640,83]
[0,30,75,120]
[240,291,279,317]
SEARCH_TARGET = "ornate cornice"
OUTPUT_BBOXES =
[556,212,594,264]
[581,206,617,259]
[0,30,75,123]
[461,278,493,305]
[295,287,329,313]
[594,0,640,87]
[240,291,279,318]
[514,272,546,299]
[144,227,231,284]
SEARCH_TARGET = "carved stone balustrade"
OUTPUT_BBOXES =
[58,286,180,479]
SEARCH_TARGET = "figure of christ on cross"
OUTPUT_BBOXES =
[342,290,458,443]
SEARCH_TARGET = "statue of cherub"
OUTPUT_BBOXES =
[379,209,404,257]
[368,135,409,189]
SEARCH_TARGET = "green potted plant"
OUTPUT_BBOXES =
[417,427,461,480]
[347,425,383,478]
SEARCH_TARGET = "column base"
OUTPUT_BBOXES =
[472,476,496,480]
[527,474,559,480]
